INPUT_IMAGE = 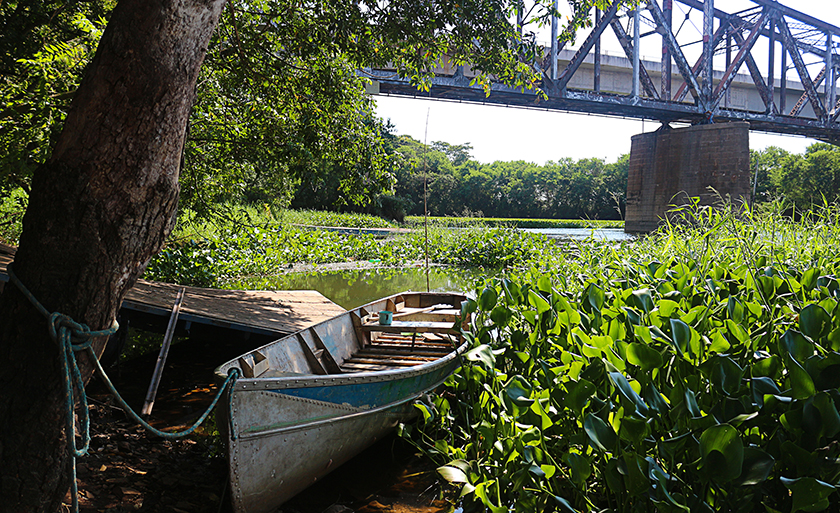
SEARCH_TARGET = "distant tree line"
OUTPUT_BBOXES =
[751,143,840,209]
[293,133,630,221]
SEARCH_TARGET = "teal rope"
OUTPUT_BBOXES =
[7,264,239,512]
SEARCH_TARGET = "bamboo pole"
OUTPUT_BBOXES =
[141,286,185,416]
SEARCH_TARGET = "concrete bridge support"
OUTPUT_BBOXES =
[624,122,751,233]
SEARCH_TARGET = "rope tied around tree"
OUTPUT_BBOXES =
[6,263,239,513]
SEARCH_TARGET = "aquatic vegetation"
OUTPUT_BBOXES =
[410,203,840,513]
[405,215,623,230]
[145,216,559,286]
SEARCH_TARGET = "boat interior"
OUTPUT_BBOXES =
[226,293,467,379]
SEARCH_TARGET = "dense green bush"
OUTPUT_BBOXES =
[410,204,840,513]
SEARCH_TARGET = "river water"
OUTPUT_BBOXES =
[233,227,634,308]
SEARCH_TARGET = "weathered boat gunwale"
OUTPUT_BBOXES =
[215,291,469,513]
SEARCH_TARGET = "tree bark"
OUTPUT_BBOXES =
[0,0,225,510]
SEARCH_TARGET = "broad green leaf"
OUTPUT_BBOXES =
[727,296,744,323]
[588,283,605,311]
[474,481,509,513]
[733,447,775,486]
[709,330,731,353]
[466,344,495,369]
[710,356,745,396]
[563,452,591,486]
[438,465,468,483]
[783,330,816,363]
[788,357,817,400]
[670,318,692,357]
[565,379,596,414]
[803,392,840,441]
[657,299,680,318]
[479,287,498,311]
[801,304,832,340]
[801,268,820,291]
[490,305,512,326]
[631,288,654,314]
[551,495,578,513]
[584,413,617,452]
[699,424,744,483]
[781,476,835,512]
[609,372,649,417]
[626,342,663,371]
[528,289,551,315]
[537,276,552,293]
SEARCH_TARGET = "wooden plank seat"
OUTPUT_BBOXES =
[360,321,460,334]
[340,331,460,372]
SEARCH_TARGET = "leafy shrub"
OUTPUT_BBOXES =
[412,204,840,513]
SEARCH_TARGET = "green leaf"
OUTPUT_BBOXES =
[631,289,654,314]
[438,465,469,483]
[783,330,816,363]
[563,452,591,486]
[588,283,605,311]
[788,357,817,400]
[479,287,498,311]
[781,476,835,512]
[626,342,663,371]
[490,305,512,326]
[528,289,551,315]
[801,304,832,340]
[474,481,509,513]
[584,414,617,452]
[699,424,744,483]
[670,318,692,357]
[608,372,649,418]
[803,392,840,441]
[466,344,496,370]
[710,356,745,396]
[733,447,775,486]
[565,379,596,415]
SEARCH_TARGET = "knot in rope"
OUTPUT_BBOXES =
[7,263,238,513]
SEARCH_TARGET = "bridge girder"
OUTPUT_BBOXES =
[367,0,840,143]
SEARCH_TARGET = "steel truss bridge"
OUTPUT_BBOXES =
[364,0,840,142]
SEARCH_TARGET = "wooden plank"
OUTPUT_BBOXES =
[344,357,429,367]
[360,321,458,334]
[0,243,345,337]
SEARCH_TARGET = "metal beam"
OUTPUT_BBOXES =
[647,0,703,107]
[731,27,776,112]
[778,15,828,121]
[662,0,673,100]
[673,21,729,102]
[703,0,715,105]
[790,66,826,116]
[749,0,840,36]
[610,13,660,99]
[372,73,840,140]
[710,10,769,112]
[555,1,620,91]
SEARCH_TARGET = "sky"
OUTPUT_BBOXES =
[373,0,840,165]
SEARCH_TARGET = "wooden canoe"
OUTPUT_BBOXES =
[214,291,469,513]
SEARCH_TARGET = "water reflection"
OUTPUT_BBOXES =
[521,227,634,241]
[232,266,485,309]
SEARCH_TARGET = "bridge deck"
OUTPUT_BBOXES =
[0,243,344,338]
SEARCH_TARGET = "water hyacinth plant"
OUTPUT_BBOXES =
[411,203,840,513]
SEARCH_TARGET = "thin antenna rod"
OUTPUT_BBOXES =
[422,108,431,293]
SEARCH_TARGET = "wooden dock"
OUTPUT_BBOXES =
[0,242,345,338]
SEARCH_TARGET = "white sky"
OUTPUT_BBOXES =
[374,0,840,164]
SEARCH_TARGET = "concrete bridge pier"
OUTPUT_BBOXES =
[624,122,752,233]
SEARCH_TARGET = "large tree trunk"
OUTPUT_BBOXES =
[0,0,225,510]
